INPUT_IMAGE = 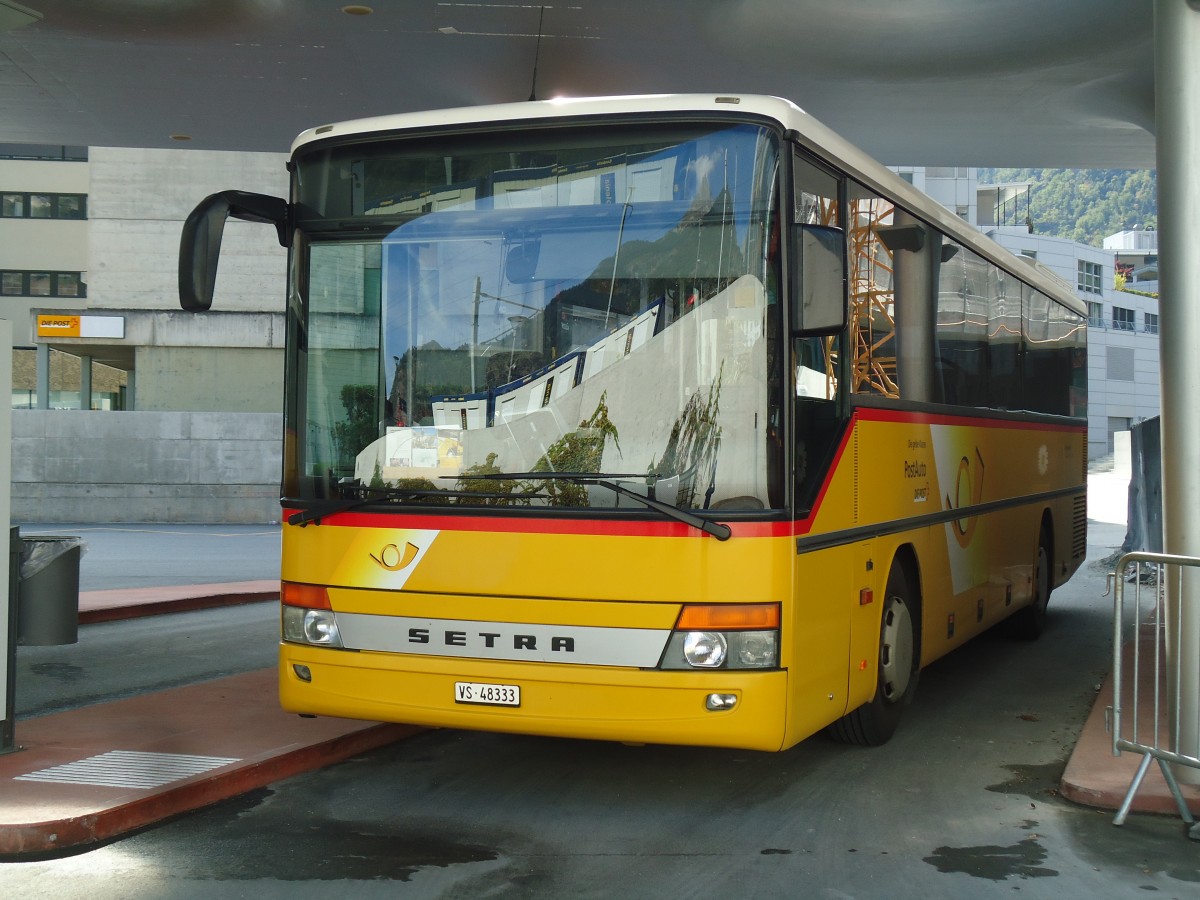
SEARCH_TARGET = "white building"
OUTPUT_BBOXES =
[1104,227,1159,295]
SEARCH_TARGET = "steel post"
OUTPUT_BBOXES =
[1154,0,1200,782]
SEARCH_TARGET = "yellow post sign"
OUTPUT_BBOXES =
[36,315,81,337]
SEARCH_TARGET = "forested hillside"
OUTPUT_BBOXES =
[978,168,1156,248]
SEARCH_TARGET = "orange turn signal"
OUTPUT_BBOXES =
[281,581,332,609]
[676,603,780,630]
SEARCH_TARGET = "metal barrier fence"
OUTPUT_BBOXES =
[1107,551,1200,836]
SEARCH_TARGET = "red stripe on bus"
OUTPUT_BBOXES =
[283,508,794,538]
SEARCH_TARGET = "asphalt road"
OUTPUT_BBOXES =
[3,517,1199,898]
[15,523,282,591]
[13,603,277,717]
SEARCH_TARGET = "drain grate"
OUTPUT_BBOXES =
[15,750,240,789]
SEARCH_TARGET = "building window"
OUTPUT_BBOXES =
[0,270,87,298]
[1077,259,1103,294]
[1145,312,1159,334]
[1087,301,1103,327]
[0,144,88,161]
[0,192,87,219]
[1112,306,1135,331]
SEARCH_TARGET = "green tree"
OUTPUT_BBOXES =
[979,168,1156,247]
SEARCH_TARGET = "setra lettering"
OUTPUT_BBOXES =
[404,626,576,654]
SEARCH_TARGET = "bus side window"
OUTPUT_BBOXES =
[846,180,900,398]
[791,151,844,509]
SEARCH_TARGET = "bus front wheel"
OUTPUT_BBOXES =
[827,565,919,746]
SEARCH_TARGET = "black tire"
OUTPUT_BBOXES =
[827,564,919,746]
[1007,525,1052,641]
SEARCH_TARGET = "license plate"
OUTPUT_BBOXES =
[454,681,520,707]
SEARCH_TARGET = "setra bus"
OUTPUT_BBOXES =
[180,94,1087,750]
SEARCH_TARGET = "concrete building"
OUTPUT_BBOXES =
[0,143,100,407]
[2,145,288,522]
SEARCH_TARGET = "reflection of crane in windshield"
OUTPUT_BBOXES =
[471,278,542,392]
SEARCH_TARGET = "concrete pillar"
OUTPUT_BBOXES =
[79,354,93,411]
[0,320,13,753]
[35,343,49,410]
[1153,0,1200,780]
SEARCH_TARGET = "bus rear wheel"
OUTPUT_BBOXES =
[827,565,919,746]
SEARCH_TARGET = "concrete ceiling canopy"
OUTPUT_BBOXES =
[0,1,1157,166]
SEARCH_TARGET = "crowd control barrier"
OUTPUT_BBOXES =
[1108,551,1200,839]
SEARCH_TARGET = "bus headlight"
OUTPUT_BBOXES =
[282,607,343,648]
[660,604,780,670]
[683,631,727,667]
[735,630,778,668]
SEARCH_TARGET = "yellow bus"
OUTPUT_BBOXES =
[180,94,1087,751]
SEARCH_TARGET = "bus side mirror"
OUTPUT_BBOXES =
[790,224,846,335]
[179,190,288,312]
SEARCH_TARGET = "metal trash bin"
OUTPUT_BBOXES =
[18,536,85,646]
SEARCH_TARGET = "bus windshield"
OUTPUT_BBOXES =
[289,121,784,513]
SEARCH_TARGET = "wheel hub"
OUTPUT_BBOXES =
[880,596,914,702]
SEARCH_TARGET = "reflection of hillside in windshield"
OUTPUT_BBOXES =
[382,183,752,415]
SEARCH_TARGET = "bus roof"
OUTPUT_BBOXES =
[292,94,1086,317]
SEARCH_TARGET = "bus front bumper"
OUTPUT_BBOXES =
[279,644,789,752]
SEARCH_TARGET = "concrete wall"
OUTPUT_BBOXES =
[86,147,288,316]
[135,346,283,413]
[11,409,282,524]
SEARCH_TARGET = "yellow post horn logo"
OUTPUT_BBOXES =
[947,448,985,548]
[370,541,420,571]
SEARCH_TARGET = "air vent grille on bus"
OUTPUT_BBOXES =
[1072,495,1087,561]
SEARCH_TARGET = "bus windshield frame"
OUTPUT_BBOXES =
[284,118,790,517]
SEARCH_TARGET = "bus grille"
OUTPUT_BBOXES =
[1072,494,1087,561]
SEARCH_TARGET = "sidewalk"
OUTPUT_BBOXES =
[78,580,280,624]
[2,582,418,858]
[2,564,1196,857]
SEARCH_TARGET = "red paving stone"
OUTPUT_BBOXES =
[78,580,279,623]
[0,668,417,857]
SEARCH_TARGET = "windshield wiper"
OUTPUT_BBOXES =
[287,483,542,526]
[458,471,732,541]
